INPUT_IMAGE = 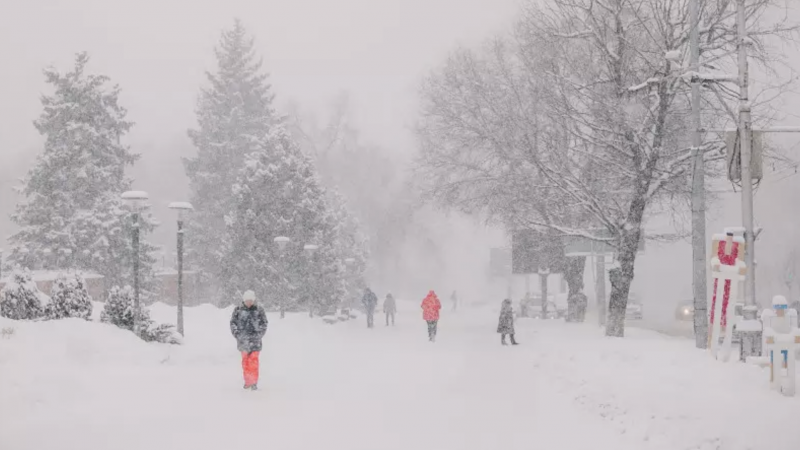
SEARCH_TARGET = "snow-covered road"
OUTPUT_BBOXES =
[1,303,798,450]
[1,304,638,450]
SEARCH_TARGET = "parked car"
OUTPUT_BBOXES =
[625,294,643,320]
[519,294,557,319]
[553,293,569,319]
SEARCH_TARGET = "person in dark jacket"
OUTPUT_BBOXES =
[362,288,378,328]
[497,299,518,345]
[384,293,397,326]
[230,290,268,390]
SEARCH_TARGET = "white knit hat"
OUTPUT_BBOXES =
[243,290,256,301]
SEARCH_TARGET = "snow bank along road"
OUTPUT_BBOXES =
[1,303,798,450]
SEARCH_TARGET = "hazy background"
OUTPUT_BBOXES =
[2,0,800,320]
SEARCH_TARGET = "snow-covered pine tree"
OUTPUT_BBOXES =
[0,269,46,320]
[325,191,369,310]
[221,127,346,313]
[185,19,279,300]
[44,273,93,320]
[101,285,146,330]
[8,52,160,295]
[140,321,182,345]
[101,285,181,344]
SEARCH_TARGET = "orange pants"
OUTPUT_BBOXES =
[241,351,260,387]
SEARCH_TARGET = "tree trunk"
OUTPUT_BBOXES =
[564,256,586,322]
[540,272,549,317]
[606,232,639,337]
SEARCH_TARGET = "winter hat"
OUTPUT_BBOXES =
[243,290,256,302]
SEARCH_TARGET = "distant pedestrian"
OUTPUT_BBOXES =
[421,290,442,342]
[230,290,268,390]
[384,293,397,326]
[362,287,378,328]
[497,299,518,346]
[451,290,458,312]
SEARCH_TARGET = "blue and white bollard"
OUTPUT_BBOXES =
[763,296,799,396]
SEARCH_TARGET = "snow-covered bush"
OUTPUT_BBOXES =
[140,321,182,345]
[101,285,180,345]
[0,269,46,320]
[101,285,143,329]
[44,273,93,320]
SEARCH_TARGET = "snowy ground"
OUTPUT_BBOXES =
[1,302,798,450]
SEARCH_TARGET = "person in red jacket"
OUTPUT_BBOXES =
[421,290,442,342]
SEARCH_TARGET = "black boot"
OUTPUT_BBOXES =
[501,334,508,345]
[510,334,519,345]
[250,384,258,391]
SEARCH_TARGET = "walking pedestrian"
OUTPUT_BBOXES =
[384,293,397,326]
[230,290,268,390]
[497,298,519,345]
[421,290,441,342]
[362,287,378,328]
[451,290,458,312]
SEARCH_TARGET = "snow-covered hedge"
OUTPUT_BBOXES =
[44,273,93,320]
[0,269,47,320]
[101,285,181,345]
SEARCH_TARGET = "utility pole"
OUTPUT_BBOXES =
[737,0,754,305]
[704,3,800,359]
[736,0,759,359]
[689,0,708,349]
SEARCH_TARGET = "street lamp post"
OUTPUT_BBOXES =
[122,190,149,337]
[272,238,319,318]
[169,201,194,336]
[274,236,291,319]
[43,248,52,270]
[344,258,356,315]
[304,244,319,318]
[20,247,29,270]
[60,248,73,270]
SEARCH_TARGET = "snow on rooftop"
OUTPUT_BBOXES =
[168,201,194,210]
[121,190,149,200]
[0,270,104,283]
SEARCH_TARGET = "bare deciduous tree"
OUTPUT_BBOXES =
[417,0,796,336]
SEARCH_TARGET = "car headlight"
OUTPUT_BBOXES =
[683,308,690,315]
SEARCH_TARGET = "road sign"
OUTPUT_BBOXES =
[511,229,566,274]
[489,247,511,277]
[725,130,763,182]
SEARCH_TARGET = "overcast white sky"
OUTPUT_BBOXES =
[0,0,520,158]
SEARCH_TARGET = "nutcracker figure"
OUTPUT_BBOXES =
[708,229,746,354]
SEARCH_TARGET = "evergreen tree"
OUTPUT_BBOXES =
[101,285,180,344]
[185,19,279,299]
[8,52,159,294]
[326,191,369,309]
[44,272,93,320]
[101,285,144,329]
[221,127,346,312]
[1,269,46,320]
